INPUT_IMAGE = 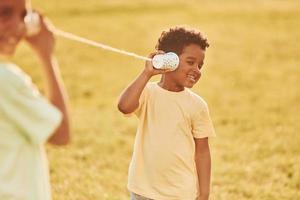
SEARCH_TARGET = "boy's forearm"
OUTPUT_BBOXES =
[195,139,212,200]
[39,55,70,145]
[39,55,67,100]
[118,69,152,114]
[196,151,211,200]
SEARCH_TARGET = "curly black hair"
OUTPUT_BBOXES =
[155,26,209,55]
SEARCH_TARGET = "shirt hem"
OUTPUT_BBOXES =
[128,184,197,200]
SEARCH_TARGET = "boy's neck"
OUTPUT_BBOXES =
[158,76,184,92]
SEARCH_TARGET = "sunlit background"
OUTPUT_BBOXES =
[12,0,300,199]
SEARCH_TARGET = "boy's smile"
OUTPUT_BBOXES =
[159,43,205,92]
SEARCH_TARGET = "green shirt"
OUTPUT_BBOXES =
[0,63,62,200]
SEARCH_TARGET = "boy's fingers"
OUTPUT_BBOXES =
[148,50,166,59]
[156,68,170,74]
[157,50,165,54]
[148,52,157,59]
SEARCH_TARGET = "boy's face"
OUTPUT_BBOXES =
[0,0,26,56]
[166,43,205,89]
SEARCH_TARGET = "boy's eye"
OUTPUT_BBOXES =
[198,64,203,70]
[187,61,194,65]
[0,7,27,21]
[0,7,13,19]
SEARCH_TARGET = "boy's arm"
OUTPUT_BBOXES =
[195,137,211,200]
[118,52,166,114]
[40,56,70,145]
[25,15,70,145]
[118,69,151,114]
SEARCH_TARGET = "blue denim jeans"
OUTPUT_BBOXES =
[130,193,153,200]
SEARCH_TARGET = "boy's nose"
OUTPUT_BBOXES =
[192,67,201,79]
[192,65,201,73]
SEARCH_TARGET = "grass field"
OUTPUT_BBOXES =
[12,0,300,199]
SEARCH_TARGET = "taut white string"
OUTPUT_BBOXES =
[27,0,151,62]
[53,28,152,62]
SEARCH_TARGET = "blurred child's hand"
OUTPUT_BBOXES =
[143,51,172,77]
[25,12,55,60]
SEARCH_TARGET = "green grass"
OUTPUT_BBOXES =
[12,0,300,199]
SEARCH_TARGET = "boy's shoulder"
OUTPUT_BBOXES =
[143,82,159,94]
[146,82,157,89]
[0,63,32,90]
[0,63,27,80]
[185,88,208,108]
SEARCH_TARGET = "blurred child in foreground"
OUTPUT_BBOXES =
[0,0,70,199]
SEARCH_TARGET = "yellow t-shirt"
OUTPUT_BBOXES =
[128,82,215,200]
[0,63,62,200]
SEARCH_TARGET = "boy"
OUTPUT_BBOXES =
[118,26,216,200]
[0,0,70,199]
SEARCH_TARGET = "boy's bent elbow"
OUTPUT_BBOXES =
[49,136,70,146]
[48,122,71,146]
[117,102,137,114]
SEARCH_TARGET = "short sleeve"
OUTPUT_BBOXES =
[192,101,216,139]
[0,65,62,144]
[131,84,149,118]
